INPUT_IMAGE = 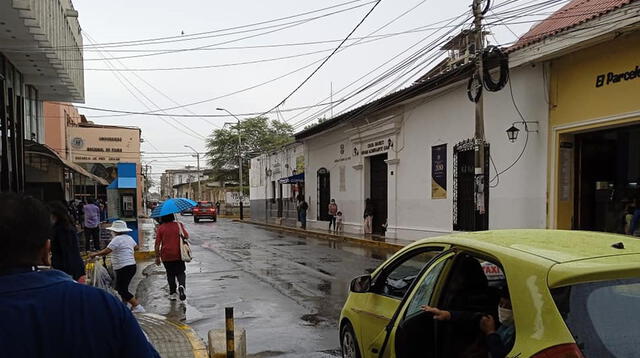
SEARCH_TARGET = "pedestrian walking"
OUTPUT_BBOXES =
[48,201,86,283]
[89,220,145,313]
[328,199,338,232]
[0,193,159,358]
[297,195,309,230]
[215,201,221,215]
[83,198,101,251]
[363,198,374,235]
[155,214,189,301]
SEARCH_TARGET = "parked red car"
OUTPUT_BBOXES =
[193,201,217,223]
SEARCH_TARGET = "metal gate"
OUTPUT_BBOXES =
[453,139,489,231]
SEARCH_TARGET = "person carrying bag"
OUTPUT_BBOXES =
[155,214,190,301]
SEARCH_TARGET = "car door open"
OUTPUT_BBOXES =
[377,251,455,358]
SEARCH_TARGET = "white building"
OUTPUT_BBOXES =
[257,44,549,240]
[249,143,304,226]
[160,166,207,199]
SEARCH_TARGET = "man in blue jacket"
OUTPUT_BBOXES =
[0,193,159,358]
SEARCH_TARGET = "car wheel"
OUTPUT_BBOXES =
[194,217,199,223]
[341,322,361,358]
[213,216,217,222]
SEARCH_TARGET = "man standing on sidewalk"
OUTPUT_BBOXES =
[0,193,159,358]
[297,195,309,230]
[84,198,101,250]
[328,199,338,232]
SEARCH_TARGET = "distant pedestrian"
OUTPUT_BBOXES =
[155,214,189,301]
[83,198,101,251]
[48,201,86,283]
[89,220,145,313]
[328,199,338,232]
[336,211,344,234]
[0,193,159,358]
[363,198,374,235]
[215,201,221,215]
[297,195,309,230]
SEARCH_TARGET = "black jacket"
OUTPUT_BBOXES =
[51,222,86,280]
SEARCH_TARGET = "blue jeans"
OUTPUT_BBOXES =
[299,211,307,229]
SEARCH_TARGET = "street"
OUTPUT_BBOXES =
[137,218,396,358]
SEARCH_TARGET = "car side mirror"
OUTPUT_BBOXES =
[350,275,372,293]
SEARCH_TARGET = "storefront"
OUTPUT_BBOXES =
[549,30,640,232]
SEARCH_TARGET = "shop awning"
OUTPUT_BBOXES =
[278,173,304,184]
[24,141,109,185]
[107,163,137,189]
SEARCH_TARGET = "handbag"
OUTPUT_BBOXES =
[178,222,192,262]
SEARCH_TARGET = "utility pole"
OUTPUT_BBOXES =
[473,0,488,230]
[184,145,201,201]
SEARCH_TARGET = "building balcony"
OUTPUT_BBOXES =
[0,0,84,102]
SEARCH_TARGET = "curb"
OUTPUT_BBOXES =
[139,313,208,358]
[236,219,405,251]
[166,319,209,358]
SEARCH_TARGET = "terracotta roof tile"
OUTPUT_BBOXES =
[510,0,634,51]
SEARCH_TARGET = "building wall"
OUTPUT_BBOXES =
[67,125,143,212]
[300,65,548,240]
[548,30,640,229]
[249,144,304,225]
[43,102,81,158]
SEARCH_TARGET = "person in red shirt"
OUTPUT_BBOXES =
[154,214,189,301]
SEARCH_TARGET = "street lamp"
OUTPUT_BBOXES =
[184,145,201,201]
[217,107,244,220]
[505,121,539,143]
[506,125,520,142]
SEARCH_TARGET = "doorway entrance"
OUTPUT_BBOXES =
[369,153,388,235]
[573,124,640,233]
[453,140,489,231]
[317,168,330,221]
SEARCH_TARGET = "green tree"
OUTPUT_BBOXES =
[206,116,293,185]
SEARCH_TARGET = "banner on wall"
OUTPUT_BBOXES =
[431,144,447,199]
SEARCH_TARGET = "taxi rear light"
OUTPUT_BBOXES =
[531,343,584,358]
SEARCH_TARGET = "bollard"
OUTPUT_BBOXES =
[225,307,235,358]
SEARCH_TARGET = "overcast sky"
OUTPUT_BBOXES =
[71,0,560,186]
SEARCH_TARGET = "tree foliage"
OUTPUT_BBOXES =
[206,116,293,183]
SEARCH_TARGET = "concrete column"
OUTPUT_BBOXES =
[385,158,400,238]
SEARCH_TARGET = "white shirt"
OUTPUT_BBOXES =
[107,234,137,270]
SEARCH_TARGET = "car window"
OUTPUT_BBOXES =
[377,249,442,299]
[404,257,449,317]
[198,202,213,208]
[552,278,640,358]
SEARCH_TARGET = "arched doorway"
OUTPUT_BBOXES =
[317,168,330,221]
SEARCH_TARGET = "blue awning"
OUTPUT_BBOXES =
[278,173,304,184]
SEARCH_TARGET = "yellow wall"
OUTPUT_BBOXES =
[549,31,640,229]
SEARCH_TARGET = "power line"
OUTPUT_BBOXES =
[47,0,374,50]
[83,34,207,140]
[263,0,384,115]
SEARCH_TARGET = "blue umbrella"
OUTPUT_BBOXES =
[150,198,198,218]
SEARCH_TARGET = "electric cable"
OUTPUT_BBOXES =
[263,0,384,116]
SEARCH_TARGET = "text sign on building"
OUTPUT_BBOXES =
[431,144,447,199]
[68,127,140,163]
[361,138,394,156]
[595,65,640,88]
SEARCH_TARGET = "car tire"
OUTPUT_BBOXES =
[341,322,361,358]
[194,217,199,223]
[213,216,217,222]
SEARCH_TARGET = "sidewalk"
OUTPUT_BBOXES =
[136,313,208,358]
[239,219,414,250]
[133,217,208,358]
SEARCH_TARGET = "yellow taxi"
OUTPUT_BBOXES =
[339,230,640,358]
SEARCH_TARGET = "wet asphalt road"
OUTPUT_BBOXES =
[137,218,396,358]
